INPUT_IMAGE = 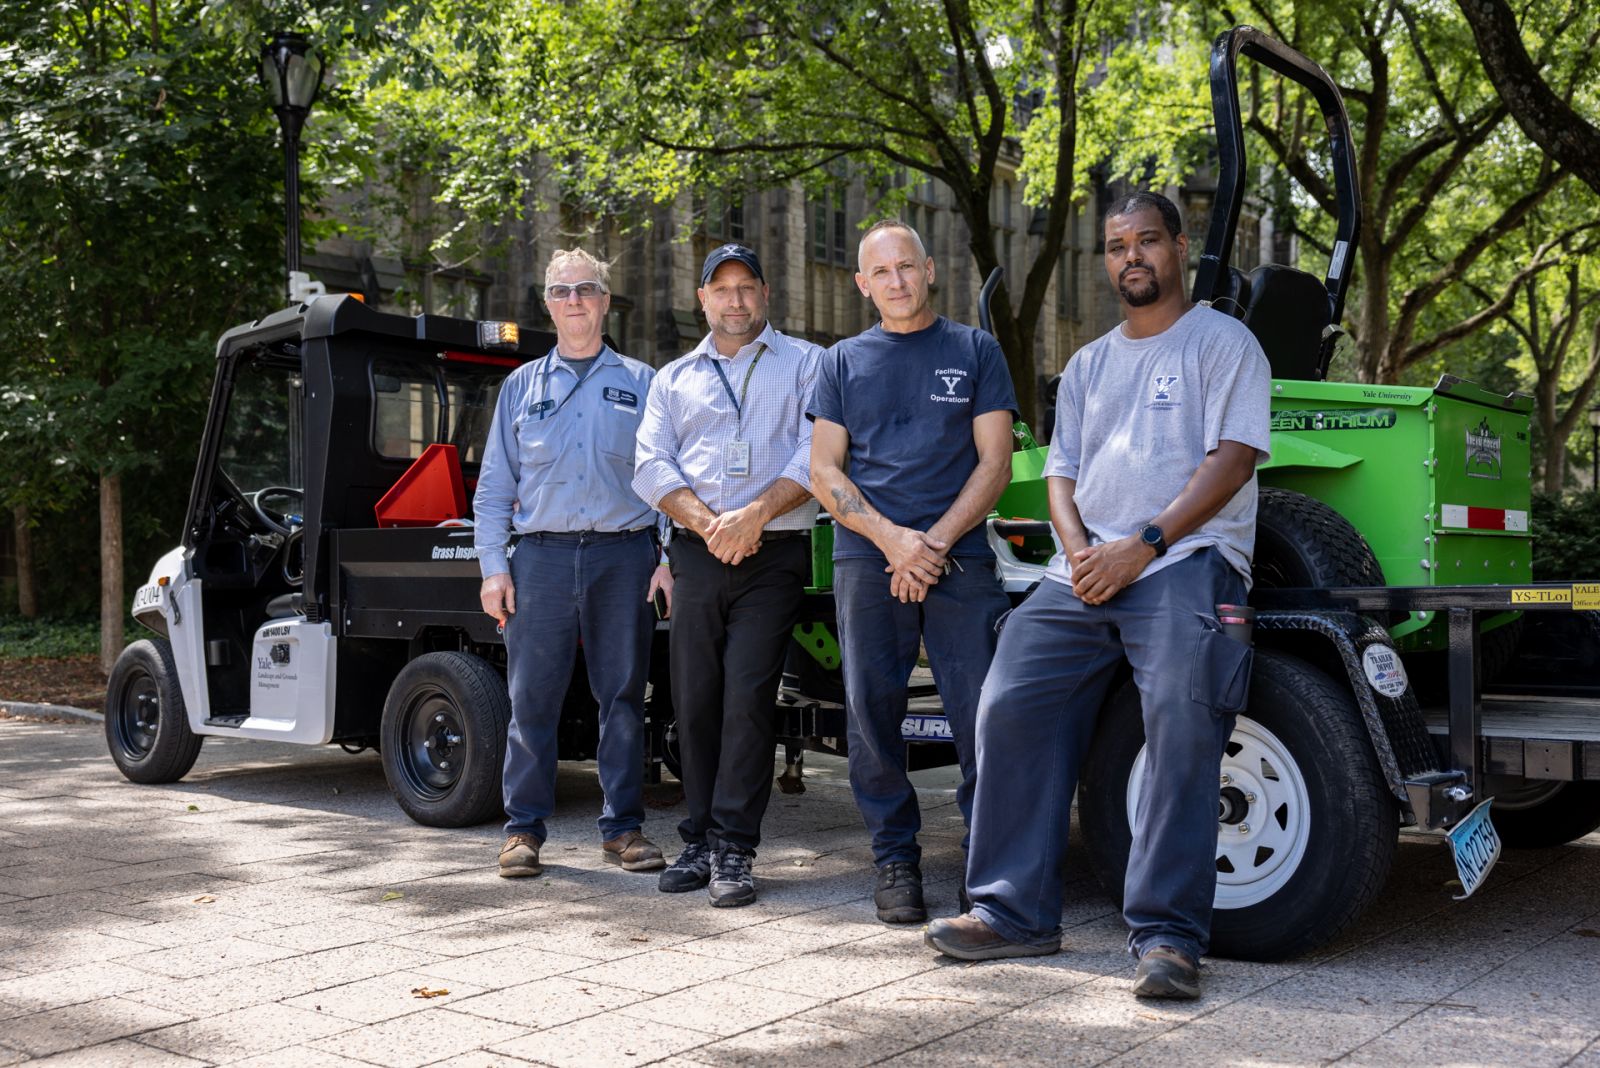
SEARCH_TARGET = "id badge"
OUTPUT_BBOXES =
[725,440,752,477]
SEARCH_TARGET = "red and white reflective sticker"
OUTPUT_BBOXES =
[1440,504,1528,532]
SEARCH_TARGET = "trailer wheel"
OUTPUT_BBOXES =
[1488,779,1600,848]
[105,638,203,784]
[1079,650,1396,962]
[381,652,509,828]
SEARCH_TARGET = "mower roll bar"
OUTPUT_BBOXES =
[1193,26,1362,328]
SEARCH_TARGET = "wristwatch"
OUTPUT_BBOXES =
[1137,522,1168,557]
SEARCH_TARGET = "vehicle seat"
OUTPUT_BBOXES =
[1209,267,1252,320]
[264,592,304,619]
[1239,264,1331,381]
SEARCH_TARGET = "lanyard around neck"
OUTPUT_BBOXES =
[710,346,764,425]
[539,350,602,420]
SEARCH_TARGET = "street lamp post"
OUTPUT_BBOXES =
[259,32,326,304]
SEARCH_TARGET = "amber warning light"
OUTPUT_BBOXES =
[478,320,519,350]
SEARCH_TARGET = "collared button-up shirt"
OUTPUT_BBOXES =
[633,322,822,532]
[474,344,656,578]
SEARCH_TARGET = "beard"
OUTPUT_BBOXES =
[1118,268,1161,307]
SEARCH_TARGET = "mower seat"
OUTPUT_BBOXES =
[264,592,304,620]
[1239,264,1331,381]
[1210,267,1253,320]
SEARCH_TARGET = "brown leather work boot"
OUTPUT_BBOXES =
[602,829,667,872]
[498,833,542,878]
[924,913,1061,961]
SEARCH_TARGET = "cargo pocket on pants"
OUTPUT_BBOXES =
[1190,617,1253,714]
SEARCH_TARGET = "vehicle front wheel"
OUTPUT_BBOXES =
[380,652,509,827]
[1079,650,1398,962]
[105,639,203,784]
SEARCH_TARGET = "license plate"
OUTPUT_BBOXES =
[1446,797,1501,900]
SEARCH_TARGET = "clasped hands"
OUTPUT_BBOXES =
[1069,534,1155,606]
[881,525,950,604]
[702,503,765,565]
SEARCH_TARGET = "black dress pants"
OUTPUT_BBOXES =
[669,534,809,852]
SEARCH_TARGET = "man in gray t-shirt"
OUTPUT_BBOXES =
[925,193,1270,1003]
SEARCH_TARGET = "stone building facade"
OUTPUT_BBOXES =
[305,165,1248,428]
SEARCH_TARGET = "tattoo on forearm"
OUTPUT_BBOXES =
[830,486,868,518]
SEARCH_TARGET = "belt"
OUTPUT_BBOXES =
[673,527,806,544]
[526,528,650,544]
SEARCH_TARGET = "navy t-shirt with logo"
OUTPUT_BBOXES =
[807,316,1018,562]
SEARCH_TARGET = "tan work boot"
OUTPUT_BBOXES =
[498,833,542,878]
[602,829,666,872]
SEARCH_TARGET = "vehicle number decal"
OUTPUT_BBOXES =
[1361,645,1408,698]
[1511,588,1571,605]
[132,585,162,613]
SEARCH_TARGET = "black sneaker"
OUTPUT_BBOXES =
[874,861,926,923]
[1132,946,1202,1000]
[658,842,713,893]
[708,846,756,908]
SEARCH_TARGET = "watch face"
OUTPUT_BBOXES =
[1142,526,1161,545]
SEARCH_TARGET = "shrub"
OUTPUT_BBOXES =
[1530,492,1600,581]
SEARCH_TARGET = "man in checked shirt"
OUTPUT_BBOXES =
[632,243,824,908]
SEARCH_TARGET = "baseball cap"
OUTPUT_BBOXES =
[700,243,765,287]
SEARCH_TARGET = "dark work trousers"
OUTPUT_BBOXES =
[669,533,809,853]
[965,549,1253,961]
[502,529,655,843]
[832,555,1010,867]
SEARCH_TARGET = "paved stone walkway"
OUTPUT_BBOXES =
[1,717,1598,1067]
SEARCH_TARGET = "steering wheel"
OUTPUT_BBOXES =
[249,486,304,537]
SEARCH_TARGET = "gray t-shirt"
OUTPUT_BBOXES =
[1043,304,1271,589]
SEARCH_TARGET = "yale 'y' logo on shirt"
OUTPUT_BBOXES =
[1151,375,1180,405]
[931,367,971,405]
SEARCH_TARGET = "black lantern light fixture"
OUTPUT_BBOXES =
[259,32,326,303]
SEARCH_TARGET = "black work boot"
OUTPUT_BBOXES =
[1132,946,1202,999]
[874,861,926,923]
[708,846,756,908]
[658,841,713,893]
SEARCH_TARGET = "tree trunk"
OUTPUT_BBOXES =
[100,471,123,676]
[1544,437,1567,495]
[13,504,37,619]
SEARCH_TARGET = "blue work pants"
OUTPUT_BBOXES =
[833,555,1010,866]
[502,529,655,843]
[965,549,1252,961]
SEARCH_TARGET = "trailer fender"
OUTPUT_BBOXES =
[1256,609,1439,816]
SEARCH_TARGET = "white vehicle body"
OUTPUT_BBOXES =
[131,547,337,745]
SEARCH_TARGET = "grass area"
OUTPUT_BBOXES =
[0,616,108,659]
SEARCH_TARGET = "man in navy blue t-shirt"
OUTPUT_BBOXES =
[808,220,1017,925]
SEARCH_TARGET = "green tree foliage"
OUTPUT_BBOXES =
[0,2,288,665]
[356,0,1153,421]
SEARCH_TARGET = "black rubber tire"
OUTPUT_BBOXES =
[1078,650,1397,962]
[1488,780,1600,849]
[104,638,203,784]
[1253,487,1385,591]
[380,652,509,828]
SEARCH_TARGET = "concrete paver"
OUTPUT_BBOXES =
[2,718,1600,1066]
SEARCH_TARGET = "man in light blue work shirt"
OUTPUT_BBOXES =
[633,244,822,908]
[476,247,667,879]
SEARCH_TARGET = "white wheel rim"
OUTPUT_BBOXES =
[1125,714,1312,910]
